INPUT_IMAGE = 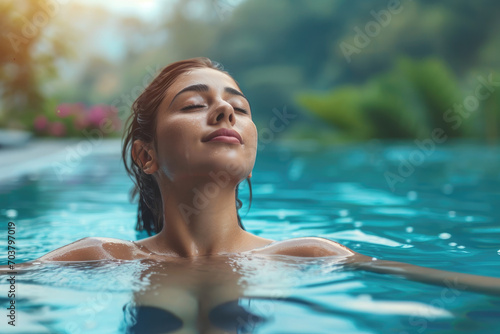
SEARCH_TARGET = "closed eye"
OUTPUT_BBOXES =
[182,104,249,114]
[234,107,249,114]
[181,104,206,111]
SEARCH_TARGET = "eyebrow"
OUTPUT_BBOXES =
[168,84,249,107]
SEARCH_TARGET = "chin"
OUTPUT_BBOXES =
[196,157,251,182]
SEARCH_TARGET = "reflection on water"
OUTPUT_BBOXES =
[1,256,358,334]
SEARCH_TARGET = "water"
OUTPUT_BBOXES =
[1,139,500,333]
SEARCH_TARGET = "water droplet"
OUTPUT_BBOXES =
[439,233,451,240]
[448,211,456,218]
[339,209,349,217]
[406,226,414,233]
[406,239,412,243]
[407,191,418,201]
[372,257,378,261]
[449,242,457,247]
[354,221,363,228]
[497,250,500,256]
[465,216,473,222]
[6,209,17,218]
[457,245,465,249]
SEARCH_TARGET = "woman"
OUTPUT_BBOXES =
[17,57,500,295]
[34,57,352,260]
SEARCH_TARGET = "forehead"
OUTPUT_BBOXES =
[163,68,240,105]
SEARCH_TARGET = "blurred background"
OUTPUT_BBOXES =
[1,0,500,145]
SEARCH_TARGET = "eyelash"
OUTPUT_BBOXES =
[181,104,249,114]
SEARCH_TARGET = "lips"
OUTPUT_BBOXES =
[202,128,243,144]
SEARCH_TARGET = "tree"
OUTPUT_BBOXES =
[0,0,71,128]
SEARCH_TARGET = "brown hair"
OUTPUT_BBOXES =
[121,57,252,235]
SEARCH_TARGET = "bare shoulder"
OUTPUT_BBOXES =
[251,237,356,257]
[35,237,143,262]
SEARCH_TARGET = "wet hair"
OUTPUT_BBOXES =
[121,57,252,236]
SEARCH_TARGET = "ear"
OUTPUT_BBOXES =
[132,140,158,174]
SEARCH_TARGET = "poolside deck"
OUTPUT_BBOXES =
[0,137,122,182]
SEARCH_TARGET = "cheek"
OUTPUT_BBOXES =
[251,122,259,159]
[155,117,201,165]
[245,122,258,151]
[242,121,258,165]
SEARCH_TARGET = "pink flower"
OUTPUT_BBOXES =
[49,121,66,137]
[56,103,73,117]
[87,105,107,127]
[34,115,49,131]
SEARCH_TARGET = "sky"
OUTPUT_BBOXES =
[43,0,174,89]
[45,0,245,85]
[71,0,246,23]
[62,0,175,62]
[73,0,168,23]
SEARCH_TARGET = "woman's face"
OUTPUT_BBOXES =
[154,68,257,184]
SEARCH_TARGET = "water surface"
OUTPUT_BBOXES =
[1,139,499,333]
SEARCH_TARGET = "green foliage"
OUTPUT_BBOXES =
[297,86,372,140]
[481,74,500,142]
[0,0,73,130]
[362,72,427,139]
[296,58,479,141]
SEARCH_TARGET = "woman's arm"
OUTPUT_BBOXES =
[269,237,500,296]
[329,240,500,297]
[0,238,106,273]
[36,237,117,262]
[350,256,500,296]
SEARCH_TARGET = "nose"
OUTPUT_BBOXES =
[210,99,236,126]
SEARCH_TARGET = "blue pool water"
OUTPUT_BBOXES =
[1,139,500,333]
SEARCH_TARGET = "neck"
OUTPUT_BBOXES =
[151,176,249,257]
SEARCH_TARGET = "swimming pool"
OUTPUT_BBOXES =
[1,139,499,333]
